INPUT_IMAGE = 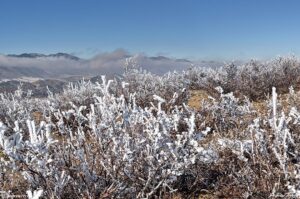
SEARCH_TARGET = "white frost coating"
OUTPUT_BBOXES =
[272,87,277,129]
[153,94,165,103]
[1,66,300,197]
[26,189,43,199]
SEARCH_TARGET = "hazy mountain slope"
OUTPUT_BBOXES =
[0,50,202,79]
[0,66,49,79]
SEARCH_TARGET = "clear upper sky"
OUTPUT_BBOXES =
[0,0,300,60]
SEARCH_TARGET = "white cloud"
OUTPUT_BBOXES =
[0,49,201,79]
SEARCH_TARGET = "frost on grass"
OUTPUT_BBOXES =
[1,56,300,198]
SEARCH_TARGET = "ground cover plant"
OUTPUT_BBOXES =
[2,56,300,198]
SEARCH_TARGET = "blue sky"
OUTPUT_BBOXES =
[0,0,300,60]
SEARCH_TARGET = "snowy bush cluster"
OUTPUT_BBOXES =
[181,55,300,100]
[1,56,300,198]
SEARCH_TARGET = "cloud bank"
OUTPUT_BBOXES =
[0,49,221,79]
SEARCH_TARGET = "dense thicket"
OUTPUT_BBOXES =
[1,56,300,198]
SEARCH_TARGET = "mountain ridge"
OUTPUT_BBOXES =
[7,52,80,61]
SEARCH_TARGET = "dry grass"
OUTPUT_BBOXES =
[3,68,300,197]
[169,193,217,199]
[0,150,9,160]
[252,100,268,116]
[31,111,43,123]
[188,90,212,110]
[198,193,217,199]
[252,90,300,116]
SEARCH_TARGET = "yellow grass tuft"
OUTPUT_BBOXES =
[188,90,211,110]
[31,111,43,123]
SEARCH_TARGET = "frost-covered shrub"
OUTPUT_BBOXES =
[2,55,300,197]
[210,87,300,198]
[182,55,300,100]
[122,69,189,108]
[0,76,216,198]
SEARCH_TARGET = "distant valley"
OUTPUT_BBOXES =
[0,50,224,96]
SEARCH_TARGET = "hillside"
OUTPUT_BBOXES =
[1,56,300,198]
[0,51,207,80]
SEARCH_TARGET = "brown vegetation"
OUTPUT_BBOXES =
[2,57,300,198]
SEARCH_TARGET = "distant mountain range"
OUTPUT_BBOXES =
[0,52,226,76]
[0,65,49,79]
[0,51,226,96]
[149,55,191,63]
[0,51,202,79]
[7,53,80,61]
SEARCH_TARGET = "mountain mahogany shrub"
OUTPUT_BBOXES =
[121,55,300,102]
[182,66,220,90]
[4,55,297,110]
[0,87,49,134]
[122,69,189,108]
[206,88,300,198]
[2,74,300,197]
[0,76,217,198]
[190,86,256,143]
[46,71,189,110]
[49,80,102,109]
[232,56,300,99]
[181,55,300,100]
